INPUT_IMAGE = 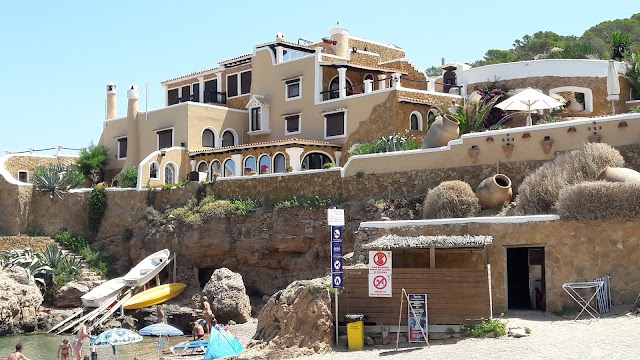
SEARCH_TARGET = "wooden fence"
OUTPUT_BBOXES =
[338,268,491,325]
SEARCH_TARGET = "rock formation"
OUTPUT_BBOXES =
[0,267,44,335]
[202,268,252,324]
[238,278,332,360]
[54,281,97,308]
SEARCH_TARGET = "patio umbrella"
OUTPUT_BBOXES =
[92,327,143,360]
[496,88,563,126]
[607,60,620,114]
[139,323,184,355]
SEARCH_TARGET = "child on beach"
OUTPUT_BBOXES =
[192,321,205,340]
[58,339,72,360]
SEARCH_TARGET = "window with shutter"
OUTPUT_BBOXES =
[157,129,173,150]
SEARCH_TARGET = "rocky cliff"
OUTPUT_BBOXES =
[0,267,44,336]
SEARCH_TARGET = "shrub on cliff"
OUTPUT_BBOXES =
[558,181,640,220]
[422,180,480,219]
[163,196,258,228]
[77,142,109,183]
[118,167,138,188]
[514,143,624,215]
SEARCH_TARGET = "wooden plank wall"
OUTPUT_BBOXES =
[338,268,491,325]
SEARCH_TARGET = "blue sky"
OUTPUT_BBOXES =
[0,1,636,153]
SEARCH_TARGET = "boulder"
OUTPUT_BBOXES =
[238,278,332,360]
[54,281,94,308]
[508,327,529,338]
[0,267,44,336]
[202,268,252,324]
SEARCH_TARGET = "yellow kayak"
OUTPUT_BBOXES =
[123,283,187,310]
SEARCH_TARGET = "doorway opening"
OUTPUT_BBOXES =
[506,247,545,310]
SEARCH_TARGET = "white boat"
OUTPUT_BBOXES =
[81,277,126,308]
[123,249,171,287]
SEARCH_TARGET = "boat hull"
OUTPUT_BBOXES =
[123,249,171,287]
[123,283,187,310]
[81,277,126,308]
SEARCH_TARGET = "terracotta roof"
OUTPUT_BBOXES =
[362,234,493,250]
[162,67,220,84]
[189,138,341,155]
[218,53,253,65]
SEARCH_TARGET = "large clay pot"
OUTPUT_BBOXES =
[476,174,513,209]
[566,100,584,113]
[421,114,460,148]
[596,166,640,183]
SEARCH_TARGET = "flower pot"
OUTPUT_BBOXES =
[468,146,480,162]
[588,134,602,143]
[501,143,514,158]
[596,166,640,183]
[476,174,513,209]
[540,139,554,155]
[421,114,460,148]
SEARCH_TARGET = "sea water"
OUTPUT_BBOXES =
[0,333,189,359]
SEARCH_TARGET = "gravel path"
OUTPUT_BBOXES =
[297,307,640,360]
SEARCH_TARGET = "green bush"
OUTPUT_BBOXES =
[349,131,420,156]
[323,162,335,169]
[163,196,258,228]
[88,186,107,235]
[275,196,333,210]
[77,142,109,183]
[461,317,507,337]
[119,167,138,188]
[53,232,108,276]
[514,143,625,215]
[422,181,480,219]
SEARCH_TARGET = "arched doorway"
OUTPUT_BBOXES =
[273,153,286,173]
[302,152,332,170]
[164,163,177,185]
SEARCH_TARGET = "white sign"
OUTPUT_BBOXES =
[368,272,392,297]
[327,208,345,226]
[368,251,392,273]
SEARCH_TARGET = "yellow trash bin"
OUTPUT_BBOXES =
[346,320,364,351]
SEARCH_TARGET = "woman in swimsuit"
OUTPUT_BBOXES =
[73,320,91,360]
[58,339,72,360]
[201,296,216,334]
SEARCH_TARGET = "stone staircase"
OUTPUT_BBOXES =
[59,248,104,282]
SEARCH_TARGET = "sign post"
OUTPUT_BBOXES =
[328,208,345,346]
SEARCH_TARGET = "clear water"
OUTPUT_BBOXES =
[0,333,190,360]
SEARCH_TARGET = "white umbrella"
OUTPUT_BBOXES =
[607,60,620,114]
[92,328,143,359]
[140,323,184,355]
[496,88,563,126]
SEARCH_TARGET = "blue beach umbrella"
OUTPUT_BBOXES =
[140,323,184,355]
[92,327,143,359]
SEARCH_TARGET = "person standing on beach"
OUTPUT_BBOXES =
[8,342,30,360]
[58,339,72,360]
[201,296,216,334]
[156,304,166,324]
[73,320,91,360]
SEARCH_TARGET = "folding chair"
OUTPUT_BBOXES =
[562,281,604,320]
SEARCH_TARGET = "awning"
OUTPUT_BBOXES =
[362,234,493,250]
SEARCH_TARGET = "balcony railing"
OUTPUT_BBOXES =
[204,91,227,105]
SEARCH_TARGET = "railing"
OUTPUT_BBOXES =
[204,91,227,105]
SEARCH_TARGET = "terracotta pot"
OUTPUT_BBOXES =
[596,166,640,183]
[422,114,460,148]
[476,174,513,209]
[566,100,584,113]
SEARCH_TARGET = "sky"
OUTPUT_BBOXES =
[0,1,636,153]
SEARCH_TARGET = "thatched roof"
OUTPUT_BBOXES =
[362,234,493,250]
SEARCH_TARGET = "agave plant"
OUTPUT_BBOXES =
[33,164,84,198]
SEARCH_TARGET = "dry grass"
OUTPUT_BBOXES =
[558,181,640,220]
[422,180,480,219]
[513,143,624,215]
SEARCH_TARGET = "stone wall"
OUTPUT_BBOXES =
[3,155,78,183]
[357,218,640,313]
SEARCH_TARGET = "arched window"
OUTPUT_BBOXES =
[409,111,422,131]
[197,161,208,173]
[164,163,177,185]
[222,130,235,147]
[223,159,235,177]
[364,73,374,91]
[149,162,159,179]
[244,156,256,175]
[426,109,438,129]
[328,76,353,99]
[259,154,270,174]
[202,129,215,147]
[302,152,332,170]
[210,160,221,180]
[273,153,286,173]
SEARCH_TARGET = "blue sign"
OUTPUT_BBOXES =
[331,241,342,257]
[332,272,343,288]
[332,257,343,272]
[331,226,343,241]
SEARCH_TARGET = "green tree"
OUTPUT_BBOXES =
[77,142,109,183]
[625,52,640,99]
[545,40,605,60]
[424,65,442,77]
[473,49,516,66]
[119,167,138,188]
[610,31,632,60]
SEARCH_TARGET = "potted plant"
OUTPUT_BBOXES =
[243,167,253,176]
[212,172,221,181]
[260,164,269,174]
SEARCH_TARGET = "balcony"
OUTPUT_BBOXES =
[204,91,227,105]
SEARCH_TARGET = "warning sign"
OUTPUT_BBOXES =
[368,251,392,273]
[368,273,392,297]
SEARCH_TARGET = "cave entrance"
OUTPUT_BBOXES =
[198,267,216,290]
[506,247,545,310]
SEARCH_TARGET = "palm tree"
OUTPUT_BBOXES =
[610,31,631,61]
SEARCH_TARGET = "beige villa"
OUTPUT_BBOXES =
[98,26,633,188]
[99,26,462,187]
